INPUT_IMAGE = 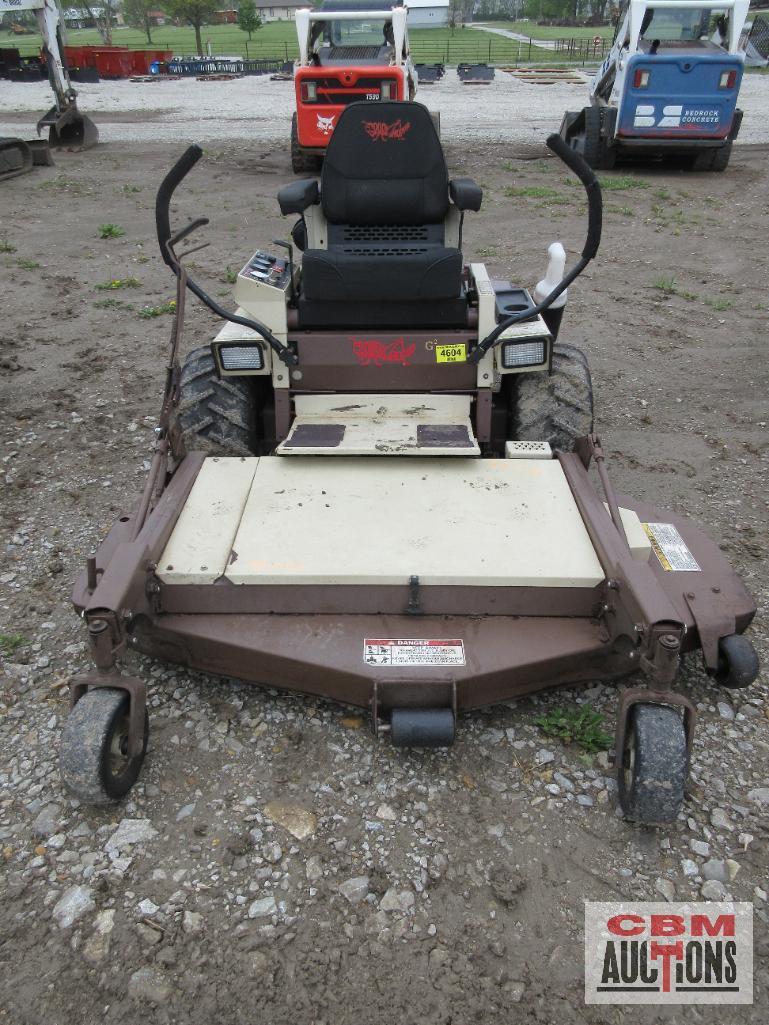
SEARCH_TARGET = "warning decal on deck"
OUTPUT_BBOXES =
[363,639,465,666]
[642,522,700,572]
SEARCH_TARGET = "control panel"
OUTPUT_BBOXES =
[239,249,291,291]
[234,248,296,345]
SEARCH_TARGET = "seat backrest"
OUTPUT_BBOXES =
[320,101,448,227]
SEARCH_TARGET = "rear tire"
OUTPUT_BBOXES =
[617,704,688,824]
[171,346,257,456]
[512,343,594,452]
[291,113,322,175]
[583,106,616,171]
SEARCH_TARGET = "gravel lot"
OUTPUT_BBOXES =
[0,80,767,1024]
[1,70,769,143]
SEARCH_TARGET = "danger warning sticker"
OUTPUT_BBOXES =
[643,522,700,572]
[363,638,465,666]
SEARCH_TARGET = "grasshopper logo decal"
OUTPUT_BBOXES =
[351,337,416,367]
[362,119,411,142]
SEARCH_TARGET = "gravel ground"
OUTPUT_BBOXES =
[1,70,769,143]
[0,115,767,1022]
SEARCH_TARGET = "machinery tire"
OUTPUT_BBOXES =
[713,634,759,689]
[291,113,322,175]
[617,704,688,824]
[171,346,256,456]
[512,342,594,452]
[583,106,616,171]
[60,689,149,804]
[709,144,732,172]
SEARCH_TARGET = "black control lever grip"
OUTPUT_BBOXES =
[156,144,204,268]
[545,132,602,260]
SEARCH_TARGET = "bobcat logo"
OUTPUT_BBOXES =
[363,119,411,142]
[316,114,336,136]
[351,337,416,367]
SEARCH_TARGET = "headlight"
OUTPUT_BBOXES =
[501,340,546,369]
[218,344,264,371]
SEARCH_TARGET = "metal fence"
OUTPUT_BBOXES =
[9,36,608,68]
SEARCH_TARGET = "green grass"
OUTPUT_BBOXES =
[504,185,562,199]
[0,633,26,657]
[95,277,141,291]
[535,704,613,754]
[598,175,649,191]
[139,300,176,319]
[0,241,17,253]
[479,20,614,41]
[94,297,134,310]
[98,224,125,240]
[3,22,565,64]
[705,296,734,311]
[16,258,40,269]
[652,274,678,294]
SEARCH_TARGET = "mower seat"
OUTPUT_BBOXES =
[278,101,482,329]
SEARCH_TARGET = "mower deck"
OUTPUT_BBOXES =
[157,455,609,588]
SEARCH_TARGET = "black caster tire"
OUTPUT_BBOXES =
[60,688,149,804]
[390,708,455,748]
[617,704,687,824]
[713,634,759,689]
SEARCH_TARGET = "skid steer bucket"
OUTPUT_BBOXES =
[38,104,99,150]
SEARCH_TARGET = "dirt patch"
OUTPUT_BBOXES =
[0,138,767,1024]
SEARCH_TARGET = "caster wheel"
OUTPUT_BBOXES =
[712,634,759,689]
[60,688,149,804]
[617,704,687,824]
[390,708,455,748]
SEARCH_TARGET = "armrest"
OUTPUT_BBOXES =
[449,177,483,213]
[278,178,320,216]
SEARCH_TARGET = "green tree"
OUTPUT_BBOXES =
[165,0,219,56]
[238,0,262,41]
[123,0,161,45]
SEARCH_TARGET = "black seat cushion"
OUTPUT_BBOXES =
[320,101,449,226]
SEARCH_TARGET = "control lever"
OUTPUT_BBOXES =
[273,239,296,305]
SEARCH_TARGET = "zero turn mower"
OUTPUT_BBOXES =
[61,101,758,824]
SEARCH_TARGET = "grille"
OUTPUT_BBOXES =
[341,246,430,256]
[328,46,383,60]
[342,225,430,242]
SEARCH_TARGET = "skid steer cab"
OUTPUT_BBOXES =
[561,0,750,171]
[291,1,417,173]
[62,102,758,825]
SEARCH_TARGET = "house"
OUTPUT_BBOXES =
[405,0,450,29]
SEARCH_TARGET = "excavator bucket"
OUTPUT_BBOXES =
[38,104,99,150]
[0,137,34,182]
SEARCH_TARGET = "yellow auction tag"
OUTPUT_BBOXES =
[435,342,467,363]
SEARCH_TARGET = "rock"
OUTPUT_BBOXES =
[52,885,95,929]
[577,794,594,807]
[701,879,726,901]
[428,946,450,974]
[553,772,575,793]
[375,803,397,821]
[82,910,115,965]
[306,855,323,883]
[128,967,172,1004]
[338,876,370,904]
[545,784,561,796]
[263,801,317,841]
[725,859,740,882]
[490,866,527,906]
[716,702,735,721]
[105,818,158,852]
[380,887,415,913]
[31,803,62,839]
[747,788,769,807]
[137,899,159,916]
[681,859,698,876]
[175,803,195,821]
[262,842,282,864]
[535,749,555,766]
[182,911,203,935]
[710,808,733,831]
[702,860,730,884]
[738,833,753,851]
[248,895,277,919]
[655,877,675,901]
[136,923,163,946]
[689,839,710,858]
[427,853,448,881]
